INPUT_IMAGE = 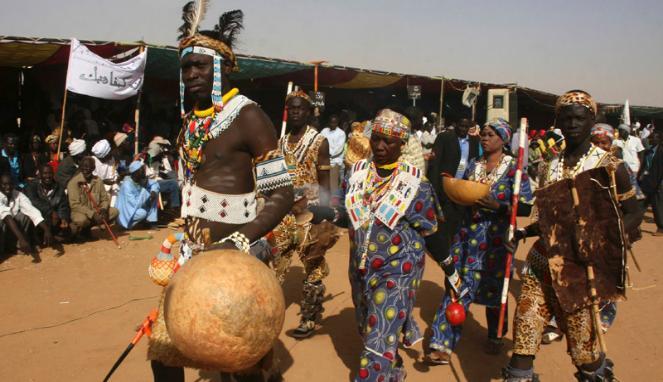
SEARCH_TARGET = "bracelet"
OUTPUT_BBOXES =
[317,164,332,171]
[219,231,251,253]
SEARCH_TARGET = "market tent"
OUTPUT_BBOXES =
[1,36,661,130]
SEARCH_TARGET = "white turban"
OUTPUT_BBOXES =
[114,132,128,147]
[68,139,86,156]
[91,139,111,159]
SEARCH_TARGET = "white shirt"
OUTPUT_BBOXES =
[146,157,176,180]
[420,130,437,155]
[93,156,118,183]
[0,190,44,226]
[320,127,347,167]
[613,135,645,173]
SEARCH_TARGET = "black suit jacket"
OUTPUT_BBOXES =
[428,131,481,204]
[23,179,71,222]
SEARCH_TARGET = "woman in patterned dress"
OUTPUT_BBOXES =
[427,118,534,364]
[310,109,458,382]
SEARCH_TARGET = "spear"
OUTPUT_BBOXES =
[102,308,158,382]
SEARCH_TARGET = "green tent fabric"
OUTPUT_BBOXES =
[145,46,310,80]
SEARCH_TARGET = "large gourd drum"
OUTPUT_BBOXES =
[442,176,490,206]
[164,249,285,372]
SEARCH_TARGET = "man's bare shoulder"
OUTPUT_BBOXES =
[233,102,278,153]
[235,103,274,132]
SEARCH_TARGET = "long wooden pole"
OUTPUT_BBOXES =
[438,78,444,130]
[497,117,527,338]
[56,89,69,160]
[134,46,146,156]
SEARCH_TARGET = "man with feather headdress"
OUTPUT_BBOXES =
[147,2,294,381]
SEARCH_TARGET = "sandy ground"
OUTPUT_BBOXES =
[0,212,661,382]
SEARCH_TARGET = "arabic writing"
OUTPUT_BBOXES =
[78,66,142,89]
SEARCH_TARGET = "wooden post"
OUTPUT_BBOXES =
[134,46,146,156]
[310,60,326,118]
[16,69,24,129]
[438,78,444,130]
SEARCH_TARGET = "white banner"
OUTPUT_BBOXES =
[66,38,146,100]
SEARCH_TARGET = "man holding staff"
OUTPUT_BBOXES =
[502,90,643,382]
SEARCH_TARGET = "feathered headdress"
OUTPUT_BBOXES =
[178,1,243,72]
[178,0,209,40]
[177,1,244,116]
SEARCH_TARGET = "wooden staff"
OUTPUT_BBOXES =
[280,81,294,138]
[497,117,527,338]
[609,168,641,272]
[570,181,608,354]
[81,182,120,248]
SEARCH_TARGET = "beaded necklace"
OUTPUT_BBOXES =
[363,162,399,209]
[181,89,238,179]
[559,144,597,179]
[474,153,507,186]
[357,162,399,270]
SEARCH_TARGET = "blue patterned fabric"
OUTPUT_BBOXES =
[430,156,533,352]
[347,178,442,382]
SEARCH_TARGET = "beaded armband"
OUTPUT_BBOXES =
[255,149,292,193]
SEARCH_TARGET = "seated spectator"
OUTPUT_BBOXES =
[67,157,118,239]
[117,161,159,229]
[146,141,180,211]
[22,133,49,181]
[112,132,132,179]
[0,173,53,262]
[45,134,63,173]
[2,133,25,189]
[23,164,71,241]
[91,139,120,207]
[56,138,87,189]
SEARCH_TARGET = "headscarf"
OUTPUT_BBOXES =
[91,139,111,159]
[371,109,411,141]
[285,89,313,106]
[555,90,597,116]
[68,139,86,156]
[113,132,128,148]
[129,160,144,174]
[484,118,512,144]
[591,123,615,139]
[45,134,58,144]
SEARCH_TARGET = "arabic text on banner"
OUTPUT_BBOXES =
[66,38,146,100]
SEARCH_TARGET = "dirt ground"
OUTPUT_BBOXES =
[0,212,661,382]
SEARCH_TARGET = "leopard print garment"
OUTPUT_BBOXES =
[280,126,326,205]
[514,252,602,366]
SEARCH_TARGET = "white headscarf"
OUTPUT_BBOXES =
[68,139,86,156]
[91,139,111,159]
